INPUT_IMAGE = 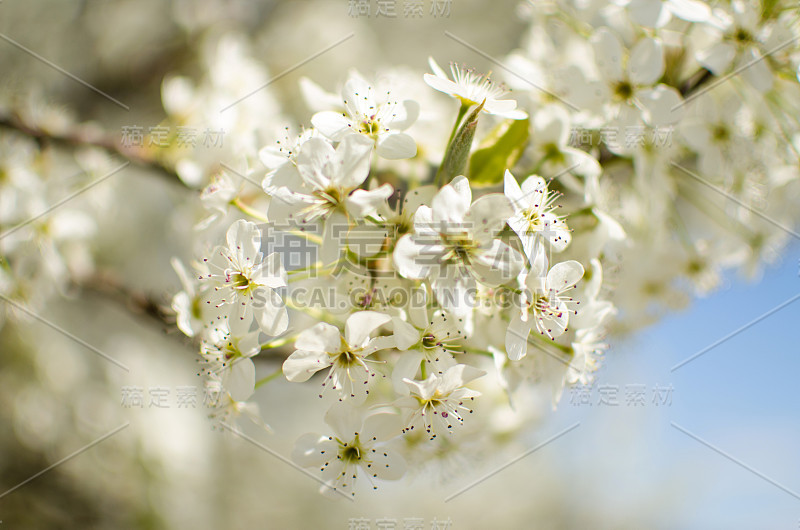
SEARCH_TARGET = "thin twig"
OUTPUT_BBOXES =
[0,112,184,186]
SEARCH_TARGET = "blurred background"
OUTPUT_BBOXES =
[1,1,799,528]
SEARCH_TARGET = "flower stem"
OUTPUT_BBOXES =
[254,367,284,389]
[231,197,268,223]
[446,102,471,146]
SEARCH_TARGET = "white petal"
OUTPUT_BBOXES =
[465,194,514,244]
[324,403,363,440]
[393,234,430,279]
[403,375,439,401]
[423,73,459,96]
[362,411,403,442]
[292,433,337,467]
[505,315,532,361]
[392,317,420,351]
[296,138,336,190]
[331,134,374,190]
[369,449,406,481]
[637,85,685,126]
[541,213,571,252]
[254,252,288,289]
[311,111,353,141]
[226,220,261,262]
[449,175,473,207]
[431,268,474,317]
[361,335,397,358]
[376,132,417,159]
[666,0,711,22]
[319,211,346,267]
[591,28,624,82]
[432,182,469,225]
[299,76,343,113]
[696,41,736,75]
[628,38,664,86]
[343,76,376,117]
[547,260,585,293]
[387,100,420,131]
[503,169,524,206]
[739,47,773,93]
[255,289,289,336]
[283,349,329,382]
[427,56,449,79]
[533,105,571,146]
[392,350,423,394]
[296,322,341,353]
[345,310,391,347]
[627,0,669,27]
[473,241,524,286]
[407,287,430,329]
[440,364,485,393]
[224,358,255,401]
[346,184,394,218]
[401,185,436,216]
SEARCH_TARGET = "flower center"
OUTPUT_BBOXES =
[442,237,477,264]
[358,117,382,137]
[422,333,438,348]
[712,124,729,142]
[230,272,250,289]
[734,28,753,44]
[523,209,543,232]
[223,342,240,361]
[340,437,363,463]
[614,80,634,101]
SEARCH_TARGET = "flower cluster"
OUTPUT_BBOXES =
[173,57,617,496]
[167,0,800,489]
[507,0,800,329]
[3,0,798,502]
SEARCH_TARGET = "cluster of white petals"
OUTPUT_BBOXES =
[2,0,799,501]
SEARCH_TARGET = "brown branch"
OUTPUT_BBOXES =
[0,111,184,186]
[680,67,714,98]
[71,271,177,332]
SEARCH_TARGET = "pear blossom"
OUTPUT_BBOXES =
[504,170,571,259]
[259,127,317,193]
[695,0,797,93]
[170,257,209,337]
[268,134,394,224]
[525,105,601,187]
[506,247,584,360]
[424,57,527,119]
[201,219,289,336]
[196,170,239,229]
[393,176,524,316]
[618,0,712,28]
[292,406,406,498]
[311,76,420,159]
[199,315,264,402]
[205,378,270,431]
[589,29,685,128]
[390,301,464,393]
[282,311,395,402]
[398,364,484,439]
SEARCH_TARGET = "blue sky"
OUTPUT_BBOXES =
[545,242,800,528]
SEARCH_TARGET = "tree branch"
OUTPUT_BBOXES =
[0,111,184,186]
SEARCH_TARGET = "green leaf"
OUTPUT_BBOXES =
[468,118,530,186]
